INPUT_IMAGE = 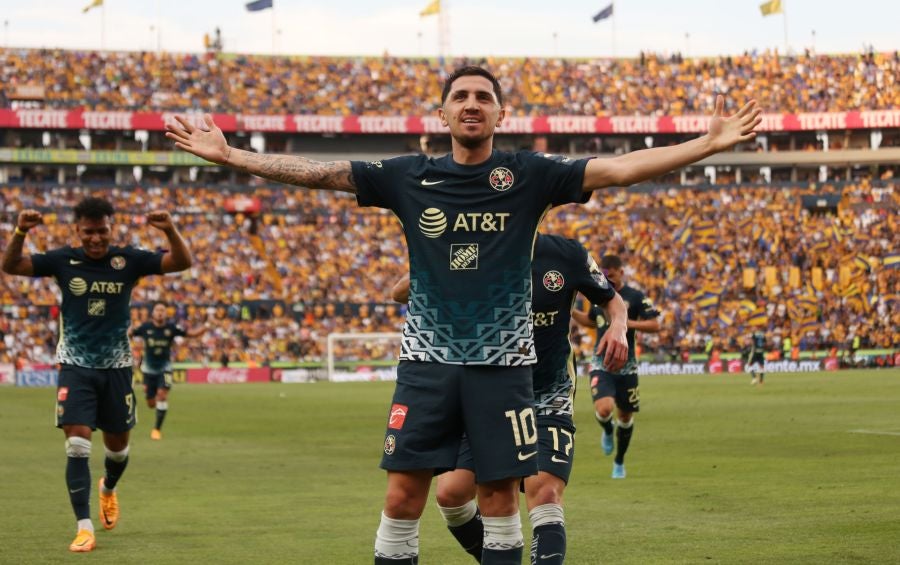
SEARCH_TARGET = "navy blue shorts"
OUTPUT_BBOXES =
[56,364,137,433]
[590,369,640,413]
[380,361,538,483]
[143,371,173,399]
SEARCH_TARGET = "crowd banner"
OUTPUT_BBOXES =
[2,109,899,134]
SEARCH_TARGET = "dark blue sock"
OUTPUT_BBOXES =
[531,523,566,564]
[104,453,129,490]
[482,546,523,564]
[66,456,91,520]
[615,423,634,465]
[448,510,483,561]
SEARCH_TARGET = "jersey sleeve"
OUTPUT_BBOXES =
[572,243,617,306]
[634,290,661,320]
[174,325,188,338]
[29,249,64,278]
[351,155,420,209]
[528,153,591,207]
[128,247,164,277]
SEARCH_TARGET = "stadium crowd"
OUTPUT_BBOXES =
[1,47,898,115]
[1,178,897,368]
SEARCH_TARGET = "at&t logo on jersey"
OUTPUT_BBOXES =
[450,244,479,270]
[543,270,565,291]
[419,208,448,238]
[488,167,515,191]
[69,277,88,296]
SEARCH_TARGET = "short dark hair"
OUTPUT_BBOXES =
[73,197,114,221]
[152,301,168,311]
[441,66,503,107]
[601,255,623,269]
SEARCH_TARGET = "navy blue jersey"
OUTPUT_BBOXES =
[589,284,660,375]
[749,331,767,356]
[30,245,163,368]
[531,234,616,412]
[133,321,186,374]
[352,150,588,366]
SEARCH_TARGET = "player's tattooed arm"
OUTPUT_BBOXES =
[233,152,356,193]
[165,113,356,193]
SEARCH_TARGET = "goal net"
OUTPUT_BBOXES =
[325,332,402,382]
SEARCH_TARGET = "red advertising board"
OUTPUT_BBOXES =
[2,109,897,134]
[185,367,271,384]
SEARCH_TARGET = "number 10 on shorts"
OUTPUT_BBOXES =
[504,408,538,447]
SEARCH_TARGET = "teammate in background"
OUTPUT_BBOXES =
[392,233,628,564]
[573,254,661,479]
[745,330,767,385]
[1,197,192,552]
[128,302,207,440]
[167,65,760,564]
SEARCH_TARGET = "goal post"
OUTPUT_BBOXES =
[325,332,402,382]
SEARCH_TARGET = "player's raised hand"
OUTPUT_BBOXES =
[165,114,231,165]
[596,320,628,373]
[17,210,43,231]
[146,211,175,232]
[707,95,762,152]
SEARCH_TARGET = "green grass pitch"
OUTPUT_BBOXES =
[1,369,898,564]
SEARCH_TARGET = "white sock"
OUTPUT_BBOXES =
[77,519,94,533]
[482,514,524,550]
[437,500,477,527]
[374,511,419,559]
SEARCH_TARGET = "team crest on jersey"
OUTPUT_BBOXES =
[69,277,88,296]
[164,329,172,337]
[88,299,106,317]
[419,207,448,238]
[450,244,479,270]
[384,434,396,455]
[488,167,514,191]
[110,256,126,270]
[543,270,565,291]
[388,403,408,430]
[369,160,383,168]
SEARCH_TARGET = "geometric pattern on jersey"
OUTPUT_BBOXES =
[352,151,589,366]
[30,245,162,369]
[401,257,536,365]
[534,378,574,416]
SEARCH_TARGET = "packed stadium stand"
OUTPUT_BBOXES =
[1,47,898,370]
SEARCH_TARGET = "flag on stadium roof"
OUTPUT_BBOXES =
[420,0,440,17]
[82,0,103,13]
[759,0,782,16]
[592,3,613,23]
[246,0,273,12]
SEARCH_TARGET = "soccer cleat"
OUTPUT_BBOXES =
[69,529,96,552]
[601,431,614,456]
[98,478,119,530]
[750,377,758,386]
[612,462,626,479]
[150,428,162,440]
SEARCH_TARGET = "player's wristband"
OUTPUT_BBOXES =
[14,226,28,237]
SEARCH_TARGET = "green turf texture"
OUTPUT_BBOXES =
[1,369,898,564]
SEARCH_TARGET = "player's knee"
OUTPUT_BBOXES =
[384,488,426,519]
[146,398,156,408]
[65,437,91,458]
[526,479,564,507]
[105,445,130,462]
[156,400,169,411]
[616,414,634,427]
[529,503,564,529]
[436,499,478,527]
[435,486,473,509]
[594,399,614,419]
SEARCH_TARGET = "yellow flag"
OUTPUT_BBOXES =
[759,0,782,16]
[83,0,103,13]
[420,0,440,17]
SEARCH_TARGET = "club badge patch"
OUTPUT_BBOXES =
[110,256,126,270]
[488,167,514,191]
[384,434,396,455]
[543,270,565,291]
